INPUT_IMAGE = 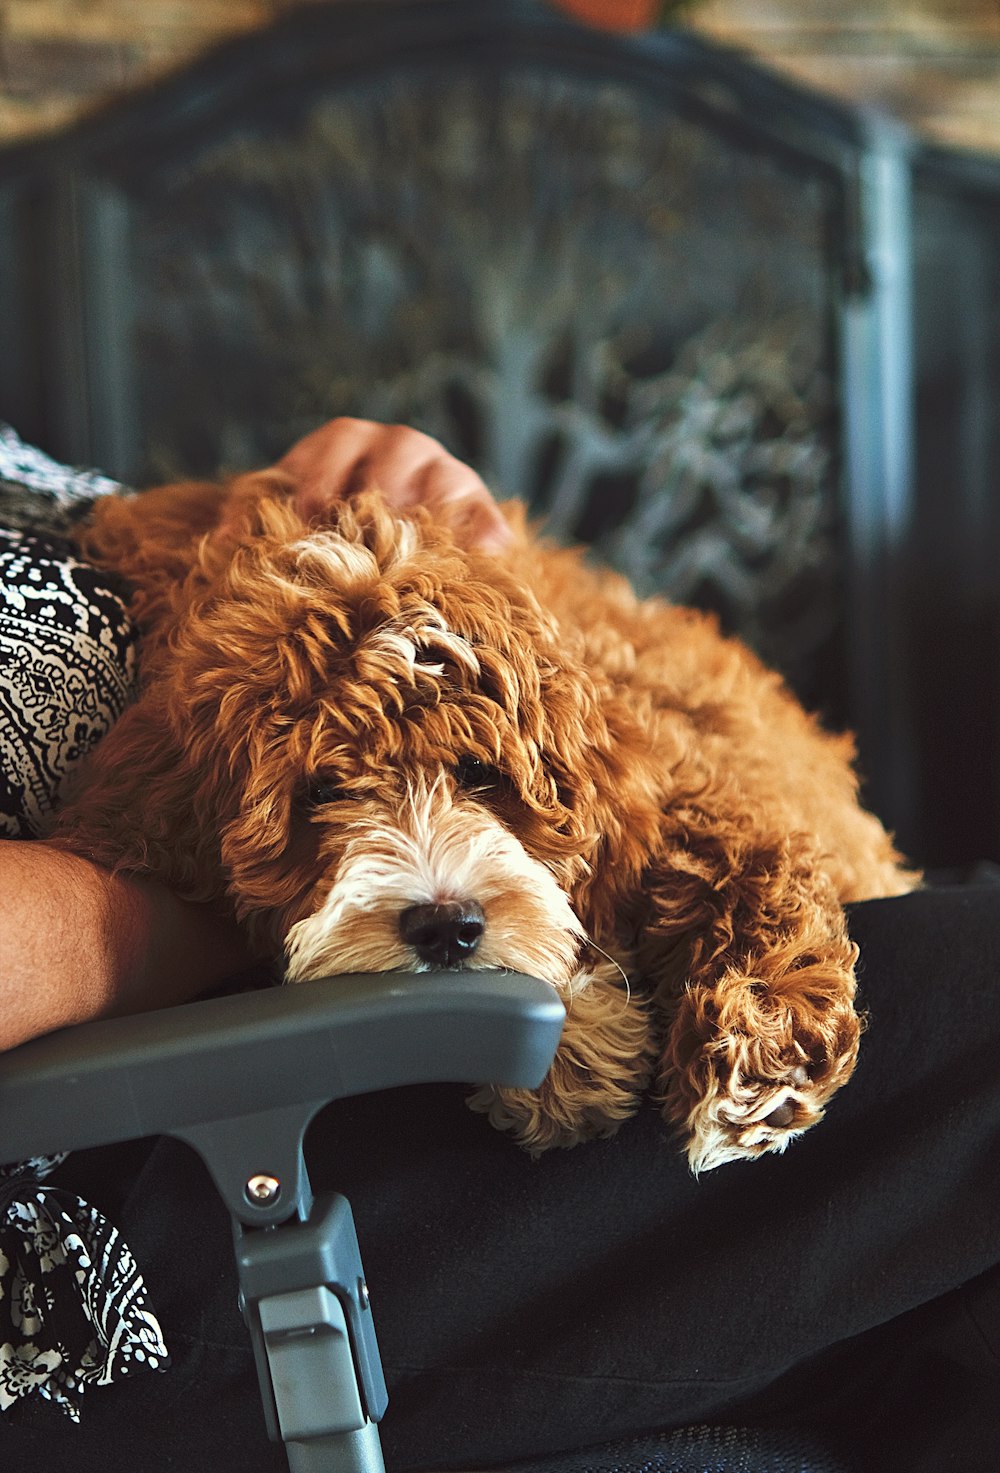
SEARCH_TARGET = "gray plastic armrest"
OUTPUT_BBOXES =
[0,971,565,1166]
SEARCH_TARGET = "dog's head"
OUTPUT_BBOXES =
[58,485,655,993]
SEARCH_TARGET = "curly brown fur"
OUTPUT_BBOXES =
[469,961,659,1152]
[52,469,916,1170]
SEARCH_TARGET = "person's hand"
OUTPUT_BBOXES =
[277,418,514,554]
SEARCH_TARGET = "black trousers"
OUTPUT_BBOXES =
[4,884,1000,1471]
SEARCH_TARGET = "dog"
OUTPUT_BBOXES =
[51,469,916,1172]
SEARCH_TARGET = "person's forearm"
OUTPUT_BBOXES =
[0,841,255,1051]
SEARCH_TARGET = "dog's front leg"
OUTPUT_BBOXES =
[468,959,657,1153]
[643,832,862,1172]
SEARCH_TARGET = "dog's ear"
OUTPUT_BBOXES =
[47,689,226,899]
[48,678,301,920]
[49,544,330,919]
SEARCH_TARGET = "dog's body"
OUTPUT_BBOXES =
[53,471,915,1171]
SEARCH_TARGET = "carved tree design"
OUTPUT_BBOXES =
[128,65,842,691]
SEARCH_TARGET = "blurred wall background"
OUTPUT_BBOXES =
[0,0,998,154]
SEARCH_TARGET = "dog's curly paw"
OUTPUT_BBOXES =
[660,949,862,1172]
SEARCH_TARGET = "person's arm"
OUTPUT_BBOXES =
[0,841,254,1052]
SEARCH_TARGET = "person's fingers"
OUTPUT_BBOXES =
[279,419,445,516]
[277,417,381,514]
[278,418,513,552]
[408,456,514,552]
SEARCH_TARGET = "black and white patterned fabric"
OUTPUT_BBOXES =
[0,426,139,838]
[0,1158,169,1420]
[0,528,138,838]
[1,426,167,1418]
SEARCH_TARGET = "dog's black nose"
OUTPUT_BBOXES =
[399,901,486,968]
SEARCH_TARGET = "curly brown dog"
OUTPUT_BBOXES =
[50,470,916,1172]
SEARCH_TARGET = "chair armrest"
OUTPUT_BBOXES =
[0,971,565,1165]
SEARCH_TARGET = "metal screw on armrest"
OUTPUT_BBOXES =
[245,1173,281,1205]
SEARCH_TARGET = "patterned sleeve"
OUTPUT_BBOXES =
[0,426,139,836]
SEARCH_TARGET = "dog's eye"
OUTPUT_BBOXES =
[306,778,347,806]
[454,756,503,792]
